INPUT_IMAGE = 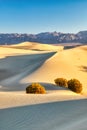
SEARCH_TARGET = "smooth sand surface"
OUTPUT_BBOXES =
[0,51,56,91]
[0,99,87,130]
[11,41,64,51]
[0,88,85,109]
[23,45,87,94]
[0,43,87,130]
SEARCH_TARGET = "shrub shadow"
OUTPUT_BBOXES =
[78,66,87,72]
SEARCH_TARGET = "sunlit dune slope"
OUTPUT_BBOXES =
[0,44,87,93]
[22,45,87,93]
[0,44,87,109]
[11,41,64,51]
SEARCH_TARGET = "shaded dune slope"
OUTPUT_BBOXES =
[0,52,56,91]
[0,99,87,130]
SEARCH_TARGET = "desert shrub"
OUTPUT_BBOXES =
[26,83,46,94]
[68,79,82,93]
[54,78,68,87]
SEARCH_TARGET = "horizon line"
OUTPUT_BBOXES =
[0,30,87,34]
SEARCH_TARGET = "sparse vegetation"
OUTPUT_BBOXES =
[26,83,46,94]
[54,78,68,87]
[68,79,82,93]
[54,77,83,94]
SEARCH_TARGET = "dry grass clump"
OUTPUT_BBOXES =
[54,78,68,88]
[26,83,46,94]
[68,79,82,93]
[54,77,83,93]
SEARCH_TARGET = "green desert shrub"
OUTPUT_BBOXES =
[26,83,46,94]
[54,78,68,87]
[68,79,82,93]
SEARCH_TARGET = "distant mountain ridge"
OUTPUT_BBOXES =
[0,31,87,44]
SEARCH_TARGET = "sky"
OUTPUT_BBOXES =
[0,0,87,34]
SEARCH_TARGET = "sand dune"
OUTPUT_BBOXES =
[0,88,85,109]
[23,45,87,94]
[0,99,87,130]
[0,43,87,130]
[11,41,64,51]
[0,51,56,91]
[0,44,86,99]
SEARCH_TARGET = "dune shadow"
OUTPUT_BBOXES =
[78,66,87,72]
[0,82,68,92]
[61,43,83,50]
[39,82,68,90]
[64,44,81,50]
[0,52,56,91]
[0,99,87,130]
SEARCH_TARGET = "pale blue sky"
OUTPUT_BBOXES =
[0,0,87,34]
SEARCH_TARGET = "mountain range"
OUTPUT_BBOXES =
[0,31,87,45]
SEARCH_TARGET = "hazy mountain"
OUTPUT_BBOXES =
[0,31,87,45]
